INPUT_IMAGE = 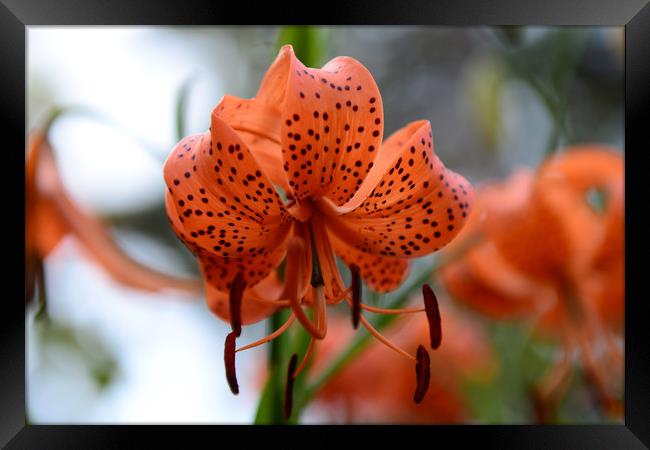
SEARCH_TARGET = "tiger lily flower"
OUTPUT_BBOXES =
[26,128,202,307]
[439,146,624,420]
[163,45,474,403]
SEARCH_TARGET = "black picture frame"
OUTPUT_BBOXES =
[3,0,648,447]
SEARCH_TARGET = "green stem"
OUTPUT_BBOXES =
[175,77,194,142]
[254,308,292,424]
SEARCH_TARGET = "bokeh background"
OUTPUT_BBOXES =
[26,26,624,424]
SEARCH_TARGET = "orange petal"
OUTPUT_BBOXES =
[264,45,385,205]
[26,133,69,258]
[541,145,623,196]
[481,169,575,283]
[539,146,624,266]
[32,195,69,257]
[441,239,556,320]
[165,190,288,294]
[163,112,293,290]
[341,120,425,212]
[538,147,624,329]
[212,95,290,193]
[325,121,475,258]
[329,228,409,293]
[202,261,284,325]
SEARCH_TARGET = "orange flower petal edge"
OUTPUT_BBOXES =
[25,130,202,303]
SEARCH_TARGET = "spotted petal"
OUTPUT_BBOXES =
[211,95,289,193]
[325,121,474,259]
[200,255,284,325]
[329,229,409,293]
[263,45,385,205]
[163,111,293,291]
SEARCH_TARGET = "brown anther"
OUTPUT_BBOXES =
[413,345,431,404]
[422,284,442,350]
[229,271,245,337]
[224,331,239,395]
[350,264,361,329]
[284,353,298,420]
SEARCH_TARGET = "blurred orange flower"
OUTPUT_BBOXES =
[163,45,475,404]
[310,305,496,423]
[25,129,202,306]
[439,145,624,419]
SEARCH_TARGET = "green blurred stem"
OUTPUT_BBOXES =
[523,75,569,157]
[488,28,588,157]
[254,309,291,424]
[276,26,328,68]
[175,77,194,142]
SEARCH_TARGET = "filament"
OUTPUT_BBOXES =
[292,337,317,379]
[236,313,295,353]
[357,314,416,362]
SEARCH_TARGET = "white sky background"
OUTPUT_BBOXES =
[27,27,271,423]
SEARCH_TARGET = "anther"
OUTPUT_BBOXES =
[422,284,442,350]
[224,331,239,395]
[229,272,245,337]
[284,353,298,420]
[350,264,361,329]
[413,345,431,404]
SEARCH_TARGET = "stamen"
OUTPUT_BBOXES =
[413,345,431,404]
[224,331,239,395]
[293,337,316,379]
[329,286,352,304]
[358,315,416,361]
[229,271,245,337]
[422,284,442,350]
[283,236,324,339]
[281,236,309,302]
[349,264,361,329]
[310,214,347,299]
[290,276,327,340]
[236,313,295,353]
[312,286,328,338]
[284,353,298,420]
[248,297,291,306]
[359,304,426,314]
